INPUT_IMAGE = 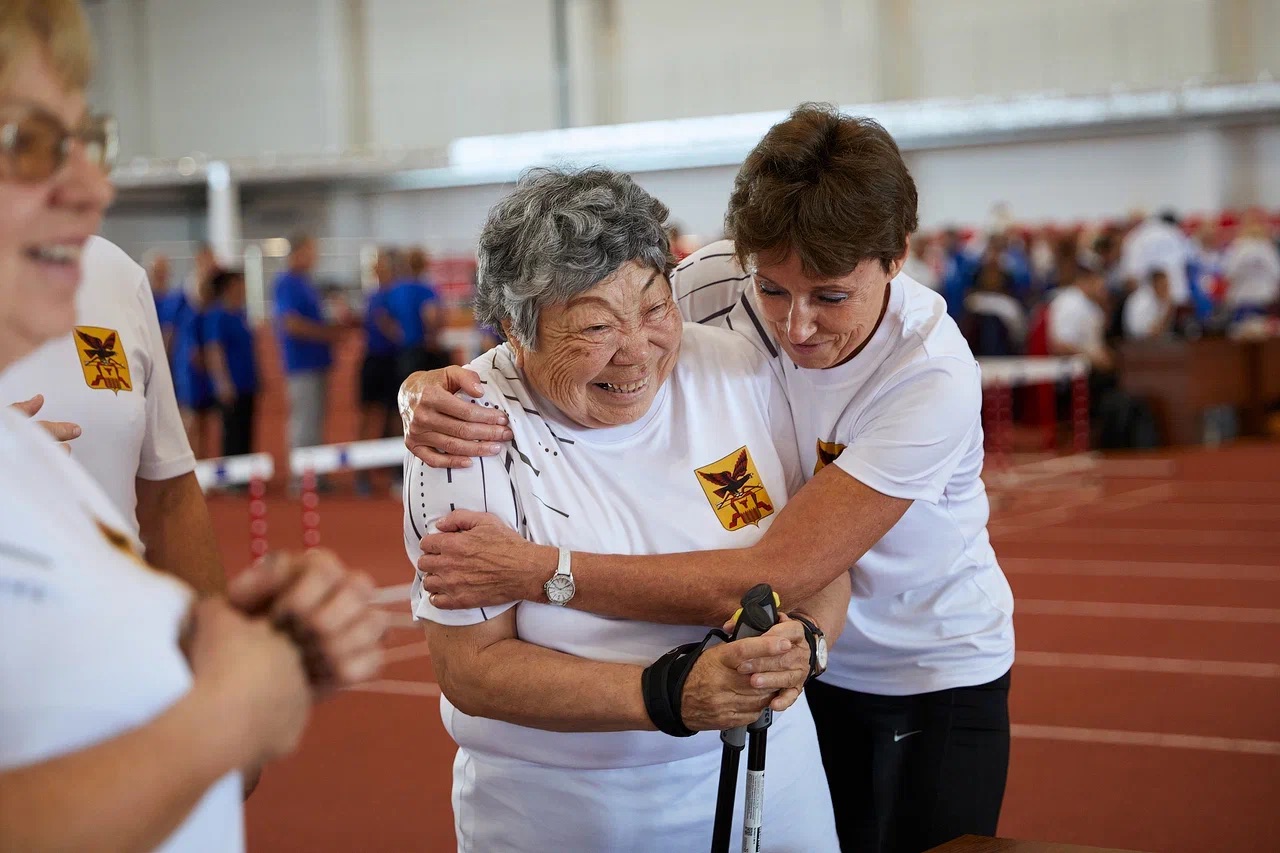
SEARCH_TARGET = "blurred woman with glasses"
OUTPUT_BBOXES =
[0,3,385,849]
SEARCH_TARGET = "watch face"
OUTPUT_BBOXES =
[815,638,828,670]
[545,574,575,604]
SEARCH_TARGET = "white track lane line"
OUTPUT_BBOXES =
[346,679,441,698]
[990,483,1173,534]
[381,640,432,665]
[994,527,1280,548]
[1000,557,1278,581]
[1011,724,1280,756]
[1016,599,1280,623]
[372,582,413,604]
[1016,651,1280,678]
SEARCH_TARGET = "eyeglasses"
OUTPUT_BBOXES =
[0,101,117,183]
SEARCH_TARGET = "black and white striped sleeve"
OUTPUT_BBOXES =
[671,242,751,328]
[402,444,523,627]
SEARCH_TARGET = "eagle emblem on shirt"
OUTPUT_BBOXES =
[814,439,846,474]
[73,326,132,394]
[695,446,775,531]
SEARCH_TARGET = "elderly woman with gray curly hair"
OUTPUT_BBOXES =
[403,167,847,851]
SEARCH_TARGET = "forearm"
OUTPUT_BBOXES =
[282,314,334,342]
[205,346,233,393]
[567,547,796,627]
[136,472,226,595]
[433,632,651,733]
[0,691,238,853]
[789,571,852,646]
[540,469,902,627]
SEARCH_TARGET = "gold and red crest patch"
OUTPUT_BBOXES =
[814,439,846,474]
[695,446,775,531]
[73,326,132,394]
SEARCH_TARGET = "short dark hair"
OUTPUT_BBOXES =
[210,268,244,299]
[726,103,918,277]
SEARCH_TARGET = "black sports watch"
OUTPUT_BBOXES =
[788,612,828,682]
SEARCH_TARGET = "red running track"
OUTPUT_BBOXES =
[207,442,1280,852]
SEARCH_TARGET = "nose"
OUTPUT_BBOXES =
[612,324,652,367]
[786,302,817,344]
[51,139,115,220]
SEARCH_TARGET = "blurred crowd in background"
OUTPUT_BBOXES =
[142,204,1280,467]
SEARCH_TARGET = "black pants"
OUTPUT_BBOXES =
[806,670,1011,853]
[219,392,256,458]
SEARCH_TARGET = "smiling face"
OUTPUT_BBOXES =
[0,45,114,372]
[752,250,902,370]
[507,261,683,429]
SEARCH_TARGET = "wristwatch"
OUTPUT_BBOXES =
[543,547,576,606]
[789,612,828,681]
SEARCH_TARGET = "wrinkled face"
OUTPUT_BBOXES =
[752,250,902,369]
[508,261,683,429]
[0,47,114,370]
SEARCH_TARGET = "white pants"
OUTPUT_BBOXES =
[450,697,839,853]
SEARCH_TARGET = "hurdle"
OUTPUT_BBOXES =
[194,451,276,559]
[289,437,408,548]
[978,355,1091,478]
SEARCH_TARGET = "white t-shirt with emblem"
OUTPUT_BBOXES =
[405,323,805,766]
[402,324,841,850]
[0,236,195,546]
[673,240,1014,696]
[0,407,244,852]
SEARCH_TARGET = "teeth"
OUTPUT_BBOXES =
[31,244,82,264]
[597,380,647,393]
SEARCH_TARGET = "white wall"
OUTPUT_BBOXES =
[908,0,1217,99]
[142,0,349,159]
[363,0,557,149]
[612,0,882,122]
[86,0,1278,161]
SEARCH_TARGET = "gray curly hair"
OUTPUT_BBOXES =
[474,167,674,349]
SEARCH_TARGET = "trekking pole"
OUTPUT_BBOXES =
[711,583,779,853]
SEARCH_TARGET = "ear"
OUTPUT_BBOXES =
[501,320,526,369]
[887,247,908,280]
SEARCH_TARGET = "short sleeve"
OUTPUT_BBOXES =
[135,275,197,481]
[1047,296,1083,350]
[402,415,523,626]
[671,244,751,326]
[201,311,224,347]
[273,277,300,315]
[833,357,982,504]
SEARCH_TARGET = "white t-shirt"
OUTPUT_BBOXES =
[0,407,243,852]
[1122,284,1169,340]
[1222,236,1280,309]
[0,237,195,546]
[405,323,806,767]
[403,325,841,850]
[1120,218,1193,304]
[673,241,1014,696]
[1047,285,1106,354]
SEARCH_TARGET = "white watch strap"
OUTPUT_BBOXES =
[556,546,573,580]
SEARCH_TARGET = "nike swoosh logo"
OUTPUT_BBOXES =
[893,730,922,743]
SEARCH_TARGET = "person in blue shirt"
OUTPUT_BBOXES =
[388,246,448,380]
[272,235,345,456]
[146,251,180,357]
[204,269,259,459]
[171,270,214,457]
[356,248,404,496]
